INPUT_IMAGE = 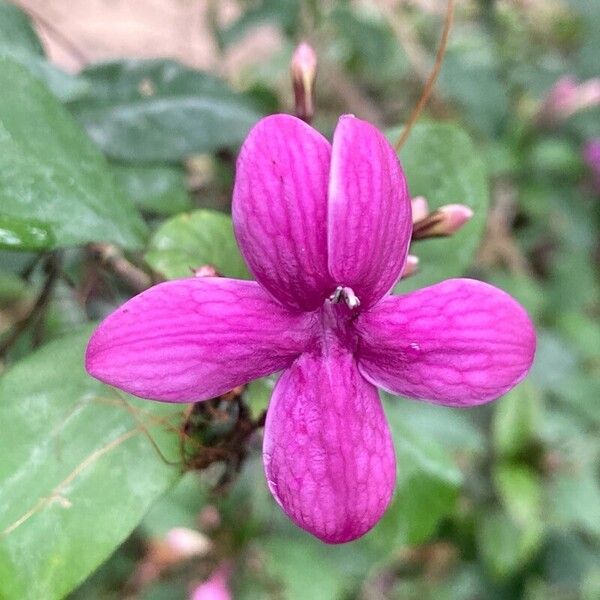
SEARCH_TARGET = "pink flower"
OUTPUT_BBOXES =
[86,115,536,543]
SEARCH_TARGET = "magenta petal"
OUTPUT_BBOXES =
[86,278,316,402]
[328,115,412,308]
[263,344,396,543]
[232,114,334,310]
[355,279,536,407]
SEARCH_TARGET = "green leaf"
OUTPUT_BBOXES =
[389,122,489,293]
[370,395,463,548]
[0,0,44,55]
[0,328,183,600]
[69,59,262,163]
[0,269,27,306]
[258,535,350,600]
[0,57,147,251]
[493,382,542,459]
[145,209,249,280]
[111,164,192,216]
[218,0,299,47]
[0,1,87,102]
[481,465,545,581]
[0,214,54,250]
[547,437,600,539]
[478,509,542,581]
[438,28,509,136]
[141,472,207,538]
[494,465,544,528]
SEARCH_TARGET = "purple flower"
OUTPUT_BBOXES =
[86,115,536,543]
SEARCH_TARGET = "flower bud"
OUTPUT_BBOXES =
[411,196,429,223]
[165,527,211,560]
[193,264,221,278]
[401,255,419,279]
[291,42,317,124]
[537,76,600,125]
[191,564,231,600]
[412,204,473,240]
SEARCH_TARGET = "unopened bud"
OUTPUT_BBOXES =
[192,264,220,278]
[198,505,221,530]
[412,204,473,240]
[191,564,232,600]
[165,527,211,560]
[291,42,317,124]
[537,76,600,125]
[401,255,419,279]
[411,196,429,223]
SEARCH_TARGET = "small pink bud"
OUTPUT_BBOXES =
[291,42,317,124]
[411,196,429,223]
[538,76,600,124]
[191,564,231,600]
[198,505,221,530]
[412,204,473,240]
[577,79,600,112]
[401,255,419,279]
[437,204,474,233]
[193,264,220,278]
[165,527,211,559]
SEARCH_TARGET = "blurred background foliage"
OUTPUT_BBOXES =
[0,0,599,599]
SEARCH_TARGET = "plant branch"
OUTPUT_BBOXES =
[394,0,455,152]
[88,243,153,293]
[0,252,61,357]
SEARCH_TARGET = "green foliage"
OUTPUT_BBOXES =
[111,164,192,216]
[68,59,262,162]
[439,27,509,136]
[0,57,147,250]
[217,0,300,47]
[376,395,463,548]
[145,209,249,280]
[390,122,489,293]
[0,1,598,598]
[0,329,183,600]
[0,1,87,102]
[493,382,542,459]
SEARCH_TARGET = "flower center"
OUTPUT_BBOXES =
[328,286,361,310]
[316,287,360,354]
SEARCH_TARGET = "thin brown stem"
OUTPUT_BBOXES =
[88,243,153,293]
[0,252,61,357]
[394,0,455,152]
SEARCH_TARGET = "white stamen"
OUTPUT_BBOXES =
[329,286,343,303]
[342,287,360,309]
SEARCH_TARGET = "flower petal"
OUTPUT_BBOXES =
[355,279,536,407]
[263,343,396,543]
[232,114,333,310]
[328,115,412,308]
[86,278,316,402]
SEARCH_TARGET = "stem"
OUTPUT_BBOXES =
[394,0,455,152]
[88,243,152,292]
[0,252,61,357]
